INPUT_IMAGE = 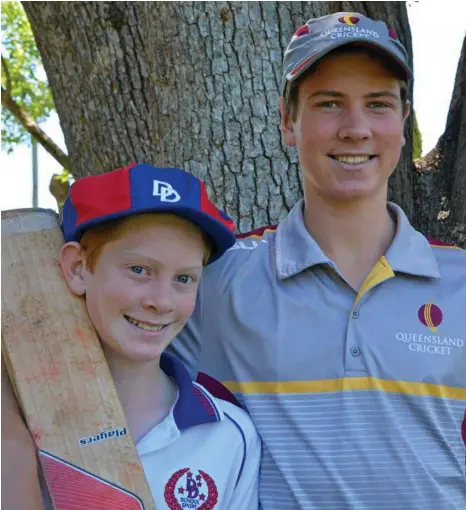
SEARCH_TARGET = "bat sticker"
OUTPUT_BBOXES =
[79,427,128,446]
[39,450,145,510]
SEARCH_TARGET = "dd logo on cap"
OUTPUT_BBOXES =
[153,179,181,203]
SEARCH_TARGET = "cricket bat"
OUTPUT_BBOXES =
[1,208,156,510]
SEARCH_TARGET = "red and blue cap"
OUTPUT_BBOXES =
[61,163,236,264]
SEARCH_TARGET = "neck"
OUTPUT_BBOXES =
[103,346,177,442]
[302,188,396,289]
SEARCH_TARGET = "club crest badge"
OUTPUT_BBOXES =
[164,468,218,509]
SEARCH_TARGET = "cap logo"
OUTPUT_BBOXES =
[338,14,360,26]
[153,179,181,203]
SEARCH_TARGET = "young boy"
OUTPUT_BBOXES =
[2,162,260,510]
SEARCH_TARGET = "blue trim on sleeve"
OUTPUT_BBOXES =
[224,412,247,488]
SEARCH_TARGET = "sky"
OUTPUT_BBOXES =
[1,1,465,213]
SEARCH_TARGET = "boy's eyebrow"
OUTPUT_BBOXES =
[308,90,345,98]
[364,90,400,99]
[308,89,400,99]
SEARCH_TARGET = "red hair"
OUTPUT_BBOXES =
[79,214,212,272]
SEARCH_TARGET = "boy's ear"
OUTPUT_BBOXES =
[403,99,411,121]
[279,96,297,147]
[401,100,411,147]
[60,242,87,296]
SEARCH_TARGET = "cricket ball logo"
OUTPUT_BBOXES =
[418,302,443,333]
[338,14,360,26]
[164,468,218,509]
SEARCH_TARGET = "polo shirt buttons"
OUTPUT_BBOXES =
[350,347,361,357]
[351,309,359,319]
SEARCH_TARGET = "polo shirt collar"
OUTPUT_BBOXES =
[160,352,223,430]
[276,199,331,279]
[385,202,440,278]
[275,199,440,280]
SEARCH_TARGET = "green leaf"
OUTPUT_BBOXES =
[1,1,55,151]
[413,111,423,159]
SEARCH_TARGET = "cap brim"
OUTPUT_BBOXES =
[73,206,236,264]
[286,38,412,91]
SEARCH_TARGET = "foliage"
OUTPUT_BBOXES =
[49,168,73,212]
[412,112,423,159]
[1,1,55,151]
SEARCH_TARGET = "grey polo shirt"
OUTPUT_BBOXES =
[170,199,466,510]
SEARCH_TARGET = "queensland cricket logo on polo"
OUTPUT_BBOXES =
[321,14,380,40]
[164,468,218,509]
[395,302,464,356]
[153,179,181,203]
[79,427,127,446]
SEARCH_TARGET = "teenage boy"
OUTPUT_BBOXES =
[172,12,466,510]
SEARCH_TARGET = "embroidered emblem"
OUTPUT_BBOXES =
[418,302,443,332]
[164,468,218,509]
[338,14,360,26]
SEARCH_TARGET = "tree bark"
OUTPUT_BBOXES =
[22,1,465,244]
[413,36,466,246]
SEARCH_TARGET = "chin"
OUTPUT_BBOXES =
[121,347,165,363]
[104,337,167,363]
[331,182,381,200]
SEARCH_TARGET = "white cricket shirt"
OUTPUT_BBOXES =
[138,353,261,510]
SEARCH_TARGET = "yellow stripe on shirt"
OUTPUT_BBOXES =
[223,377,466,400]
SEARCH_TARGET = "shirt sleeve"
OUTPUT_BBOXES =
[227,421,261,510]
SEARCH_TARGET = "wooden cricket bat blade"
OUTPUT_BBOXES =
[1,208,156,509]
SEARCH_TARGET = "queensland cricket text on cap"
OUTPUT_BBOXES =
[282,12,413,95]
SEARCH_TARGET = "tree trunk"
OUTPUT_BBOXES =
[413,36,466,246]
[23,1,465,244]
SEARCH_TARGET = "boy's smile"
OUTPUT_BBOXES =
[124,316,168,333]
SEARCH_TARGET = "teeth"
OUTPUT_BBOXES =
[335,155,370,164]
[126,316,165,332]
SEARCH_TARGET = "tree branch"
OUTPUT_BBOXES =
[1,85,70,169]
[1,55,12,92]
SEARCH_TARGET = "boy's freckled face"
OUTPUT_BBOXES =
[81,215,205,361]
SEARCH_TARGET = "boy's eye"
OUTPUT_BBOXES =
[368,101,392,109]
[317,101,340,108]
[130,265,147,275]
[176,274,195,285]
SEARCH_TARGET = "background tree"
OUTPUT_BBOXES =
[2,1,54,151]
[14,2,466,245]
[1,0,71,206]
[413,113,422,160]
